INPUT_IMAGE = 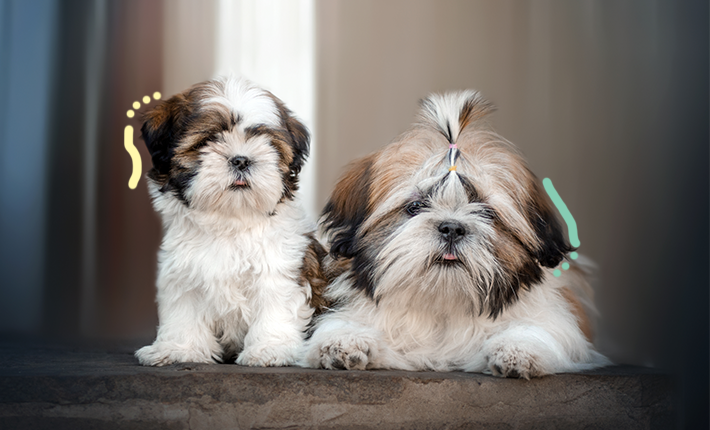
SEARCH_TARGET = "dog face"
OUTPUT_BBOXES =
[322,91,571,317]
[141,76,309,215]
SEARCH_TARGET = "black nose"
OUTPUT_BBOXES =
[438,221,466,242]
[230,156,250,171]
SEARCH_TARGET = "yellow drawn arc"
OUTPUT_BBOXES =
[124,125,142,189]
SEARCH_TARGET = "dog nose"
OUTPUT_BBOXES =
[438,221,466,242]
[230,156,250,171]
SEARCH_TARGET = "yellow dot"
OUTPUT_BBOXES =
[132,101,141,109]
[153,92,162,100]
[127,110,135,118]
[142,95,150,104]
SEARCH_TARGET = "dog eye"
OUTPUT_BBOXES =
[405,201,427,216]
[477,207,497,221]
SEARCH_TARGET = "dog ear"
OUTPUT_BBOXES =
[527,179,573,268]
[267,93,311,198]
[141,93,193,175]
[284,113,310,178]
[321,155,376,259]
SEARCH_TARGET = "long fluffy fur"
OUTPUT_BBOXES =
[302,91,609,378]
[135,76,325,367]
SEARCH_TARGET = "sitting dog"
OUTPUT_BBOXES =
[302,90,609,378]
[135,76,327,367]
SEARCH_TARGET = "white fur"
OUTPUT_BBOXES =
[303,267,609,377]
[136,189,314,367]
[418,89,488,143]
[136,77,314,367]
[204,75,281,128]
[301,90,610,377]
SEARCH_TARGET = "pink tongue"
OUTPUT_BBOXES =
[234,180,246,186]
[443,253,457,261]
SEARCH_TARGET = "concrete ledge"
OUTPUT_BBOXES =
[0,341,674,429]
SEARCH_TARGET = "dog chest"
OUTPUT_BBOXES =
[160,221,307,286]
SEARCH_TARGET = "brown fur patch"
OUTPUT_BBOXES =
[141,82,234,186]
[560,286,593,342]
[141,92,195,181]
[243,124,293,176]
[323,254,351,281]
[458,97,495,132]
[322,154,383,296]
[142,87,206,203]
[364,130,443,207]
[251,125,295,194]
[264,91,310,200]
[322,154,376,258]
[300,235,331,314]
[483,216,546,317]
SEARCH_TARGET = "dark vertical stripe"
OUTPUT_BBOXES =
[42,0,91,336]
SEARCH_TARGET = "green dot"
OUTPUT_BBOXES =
[553,269,561,277]
[562,262,570,270]
[570,251,578,260]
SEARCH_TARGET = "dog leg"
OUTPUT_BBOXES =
[473,324,573,379]
[135,289,220,366]
[235,275,311,367]
[301,318,386,370]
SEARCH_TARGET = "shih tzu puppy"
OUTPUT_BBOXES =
[302,91,610,378]
[135,76,327,367]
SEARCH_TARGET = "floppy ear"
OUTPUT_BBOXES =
[284,113,310,178]
[140,93,193,175]
[265,93,310,174]
[527,179,573,268]
[267,93,311,198]
[321,155,376,259]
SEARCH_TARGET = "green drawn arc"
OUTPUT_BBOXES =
[542,178,580,248]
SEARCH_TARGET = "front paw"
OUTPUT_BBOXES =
[317,337,374,370]
[236,343,297,367]
[135,342,216,367]
[485,344,544,379]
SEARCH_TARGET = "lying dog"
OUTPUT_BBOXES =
[303,90,609,378]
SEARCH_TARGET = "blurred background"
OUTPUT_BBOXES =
[0,0,707,427]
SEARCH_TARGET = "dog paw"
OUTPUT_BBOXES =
[318,337,374,370]
[236,344,297,367]
[485,344,545,379]
[135,342,216,367]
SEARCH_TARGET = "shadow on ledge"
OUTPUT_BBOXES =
[0,340,674,430]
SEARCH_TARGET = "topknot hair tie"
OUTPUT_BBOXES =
[447,142,459,173]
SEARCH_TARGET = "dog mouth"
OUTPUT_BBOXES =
[433,249,464,267]
[442,252,458,261]
[229,178,250,189]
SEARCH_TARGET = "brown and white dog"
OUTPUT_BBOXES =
[302,90,609,378]
[135,76,327,367]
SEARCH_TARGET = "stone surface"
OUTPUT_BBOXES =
[0,341,674,429]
